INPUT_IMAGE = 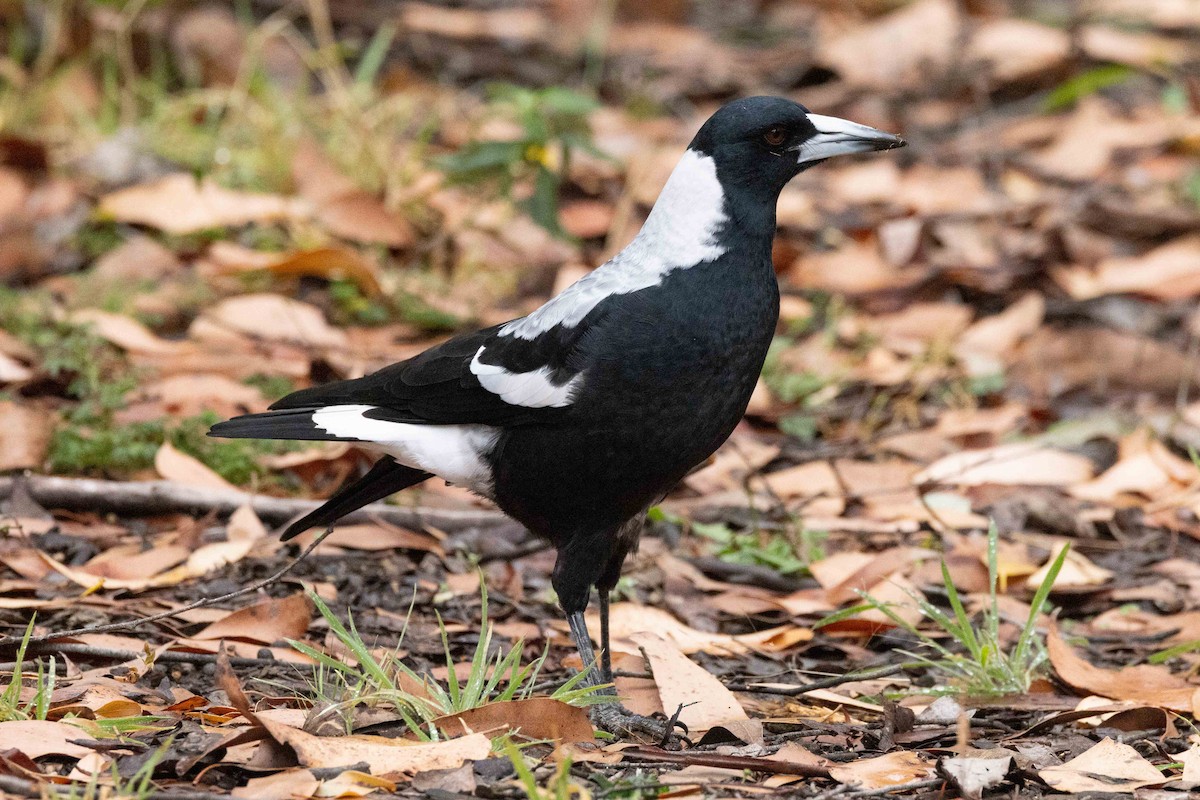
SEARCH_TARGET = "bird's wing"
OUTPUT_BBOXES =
[264,316,591,426]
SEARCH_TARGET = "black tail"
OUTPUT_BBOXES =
[209,408,344,441]
[281,456,431,540]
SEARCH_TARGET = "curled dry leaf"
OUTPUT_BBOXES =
[1039,737,1164,794]
[208,241,385,297]
[155,441,238,492]
[628,630,758,740]
[198,293,348,349]
[0,400,53,471]
[914,443,1094,487]
[0,720,95,760]
[98,173,302,234]
[1046,620,1200,713]
[1025,544,1113,589]
[433,697,593,743]
[593,603,747,656]
[194,593,313,645]
[817,0,958,91]
[256,715,491,775]
[828,750,937,790]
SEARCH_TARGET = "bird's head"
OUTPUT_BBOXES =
[689,96,905,200]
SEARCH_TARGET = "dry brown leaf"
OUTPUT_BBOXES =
[99,174,301,233]
[1031,98,1200,181]
[257,715,490,774]
[1056,234,1200,301]
[208,241,384,297]
[433,697,593,743]
[1025,545,1114,589]
[1047,620,1199,713]
[309,523,444,556]
[69,309,181,355]
[818,0,959,91]
[828,750,936,790]
[132,373,267,418]
[80,543,191,582]
[1039,737,1164,793]
[231,769,321,800]
[195,594,313,644]
[1012,326,1200,397]
[791,237,927,296]
[629,631,758,739]
[91,235,181,282]
[0,720,95,759]
[155,441,238,491]
[592,603,746,656]
[1080,24,1196,68]
[953,293,1044,376]
[315,192,415,249]
[198,293,347,349]
[1179,745,1200,789]
[914,443,1094,487]
[0,400,53,470]
[967,18,1069,83]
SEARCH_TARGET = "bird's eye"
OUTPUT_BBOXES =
[762,126,787,146]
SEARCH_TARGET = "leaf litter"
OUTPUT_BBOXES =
[2,0,1200,798]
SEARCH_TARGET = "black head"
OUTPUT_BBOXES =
[689,96,905,201]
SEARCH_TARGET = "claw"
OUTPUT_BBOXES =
[591,703,691,748]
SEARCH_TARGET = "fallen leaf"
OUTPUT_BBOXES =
[914,443,1094,487]
[0,720,95,759]
[0,401,53,470]
[232,769,320,800]
[208,242,384,296]
[198,293,347,349]
[1025,545,1114,589]
[195,594,313,644]
[593,603,746,656]
[818,0,959,91]
[69,309,180,355]
[1047,620,1199,713]
[98,173,301,234]
[629,631,757,739]
[939,753,1011,800]
[433,697,593,743]
[257,715,490,774]
[828,750,937,790]
[1055,234,1200,301]
[155,441,238,491]
[967,18,1069,84]
[1039,737,1164,793]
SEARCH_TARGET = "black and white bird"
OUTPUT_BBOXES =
[211,96,903,726]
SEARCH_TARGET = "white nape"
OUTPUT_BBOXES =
[501,149,727,341]
[311,405,499,494]
[469,347,584,408]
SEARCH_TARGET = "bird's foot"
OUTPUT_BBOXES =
[590,701,690,749]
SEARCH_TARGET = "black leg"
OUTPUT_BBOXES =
[598,588,613,685]
[566,609,603,687]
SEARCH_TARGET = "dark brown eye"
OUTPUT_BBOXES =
[763,126,787,146]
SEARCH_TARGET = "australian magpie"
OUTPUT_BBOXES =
[210,95,904,730]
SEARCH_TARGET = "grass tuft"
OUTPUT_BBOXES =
[818,522,1068,696]
[288,583,610,739]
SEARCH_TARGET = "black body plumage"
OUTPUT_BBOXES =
[210,96,905,694]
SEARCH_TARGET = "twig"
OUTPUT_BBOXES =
[25,641,317,670]
[0,474,506,530]
[2,527,334,647]
[620,745,831,778]
[725,663,907,696]
[844,778,943,797]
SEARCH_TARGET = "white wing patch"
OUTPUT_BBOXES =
[502,149,727,341]
[311,405,499,494]
[469,347,583,408]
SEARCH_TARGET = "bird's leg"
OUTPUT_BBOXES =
[598,588,613,685]
[566,609,604,689]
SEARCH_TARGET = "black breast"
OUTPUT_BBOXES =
[489,252,779,542]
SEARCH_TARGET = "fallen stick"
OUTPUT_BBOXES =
[0,474,506,531]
